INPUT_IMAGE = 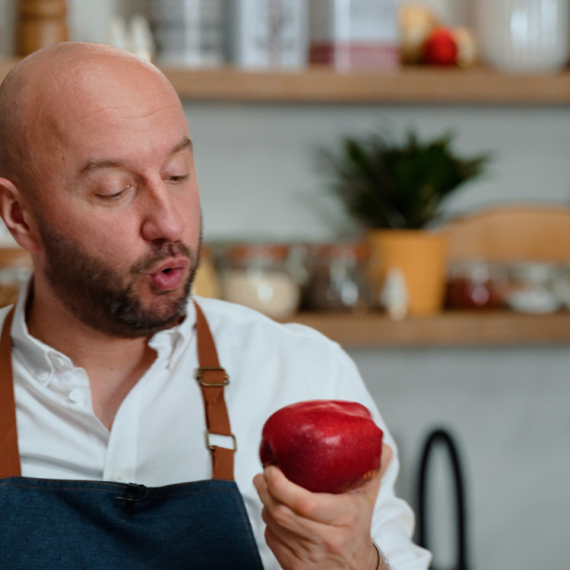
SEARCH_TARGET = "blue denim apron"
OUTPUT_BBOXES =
[0,302,264,569]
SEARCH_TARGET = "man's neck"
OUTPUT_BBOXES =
[26,276,157,430]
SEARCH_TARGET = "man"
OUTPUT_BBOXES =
[0,43,430,569]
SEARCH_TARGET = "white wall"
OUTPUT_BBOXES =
[2,2,570,568]
[188,102,570,242]
[352,346,570,570]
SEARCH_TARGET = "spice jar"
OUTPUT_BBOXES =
[445,260,507,310]
[303,243,375,313]
[219,244,300,319]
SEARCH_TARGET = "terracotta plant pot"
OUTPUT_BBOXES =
[368,230,448,316]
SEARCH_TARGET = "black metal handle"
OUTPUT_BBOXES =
[416,428,469,570]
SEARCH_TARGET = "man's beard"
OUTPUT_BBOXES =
[36,218,200,338]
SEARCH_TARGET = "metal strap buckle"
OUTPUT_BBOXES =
[195,366,230,387]
[205,430,237,452]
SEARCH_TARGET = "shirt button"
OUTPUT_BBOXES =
[114,473,125,483]
[50,353,71,370]
[68,389,83,404]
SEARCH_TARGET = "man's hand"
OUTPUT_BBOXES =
[253,442,393,570]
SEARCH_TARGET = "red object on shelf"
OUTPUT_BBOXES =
[423,27,458,66]
[445,261,507,310]
[445,277,504,310]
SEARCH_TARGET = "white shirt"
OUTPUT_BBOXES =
[5,280,430,570]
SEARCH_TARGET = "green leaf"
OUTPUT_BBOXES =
[323,129,491,229]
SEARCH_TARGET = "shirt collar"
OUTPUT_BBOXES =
[10,275,198,386]
[148,300,196,366]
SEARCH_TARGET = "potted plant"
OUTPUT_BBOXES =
[324,129,490,315]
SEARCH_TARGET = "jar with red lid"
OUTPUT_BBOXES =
[445,260,507,310]
[219,243,301,319]
[303,242,375,313]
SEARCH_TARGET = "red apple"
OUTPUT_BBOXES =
[423,27,458,66]
[259,400,383,494]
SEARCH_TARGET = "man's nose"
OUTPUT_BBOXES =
[140,182,184,243]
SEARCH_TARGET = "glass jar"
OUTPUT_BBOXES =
[303,243,374,313]
[445,260,507,310]
[219,244,300,319]
[476,0,569,73]
[505,261,561,313]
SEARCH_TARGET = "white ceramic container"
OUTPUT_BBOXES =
[227,0,308,70]
[146,0,225,67]
[476,0,569,73]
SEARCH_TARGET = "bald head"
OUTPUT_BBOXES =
[0,42,180,198]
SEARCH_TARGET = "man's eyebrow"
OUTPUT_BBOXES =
[172,137,193,155]
[80,137,193,175]
[81,158,123,174]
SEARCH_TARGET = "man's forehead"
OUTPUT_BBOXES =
[33,67,186,145]
[22,48,177,126]
[80,136,193,175]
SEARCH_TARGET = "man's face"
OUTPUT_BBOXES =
[36,212,200,338]
[29,62,202,337]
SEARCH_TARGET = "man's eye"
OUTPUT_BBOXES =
[169,174,189,183]
[97,185,131,200]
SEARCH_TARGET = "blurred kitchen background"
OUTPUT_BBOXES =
[2,0,570,568]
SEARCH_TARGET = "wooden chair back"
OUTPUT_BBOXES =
[444,205,570,263]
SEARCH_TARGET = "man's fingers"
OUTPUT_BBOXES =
[255,469,324,534]
[253,459,386,569]
[254,443,393,527]
[257,483,338,560]
[256,466,370,527]
[379,443,393,480]
[262,466,346,523]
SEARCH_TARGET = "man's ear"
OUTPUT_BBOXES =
[0,177,42,253]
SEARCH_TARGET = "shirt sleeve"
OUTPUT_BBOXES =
[329,344,432,570]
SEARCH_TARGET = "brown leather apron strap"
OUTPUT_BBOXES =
[0,301,235,482]
[0,307,20,478]
[193,300,235,481]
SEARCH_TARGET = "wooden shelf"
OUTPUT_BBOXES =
[285,311,570,348]
[2,58,570,104]
[163,66,570,105]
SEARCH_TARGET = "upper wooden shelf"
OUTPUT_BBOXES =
[163,65,570,105]
[2,57,570,104]
[285,311,570,348]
